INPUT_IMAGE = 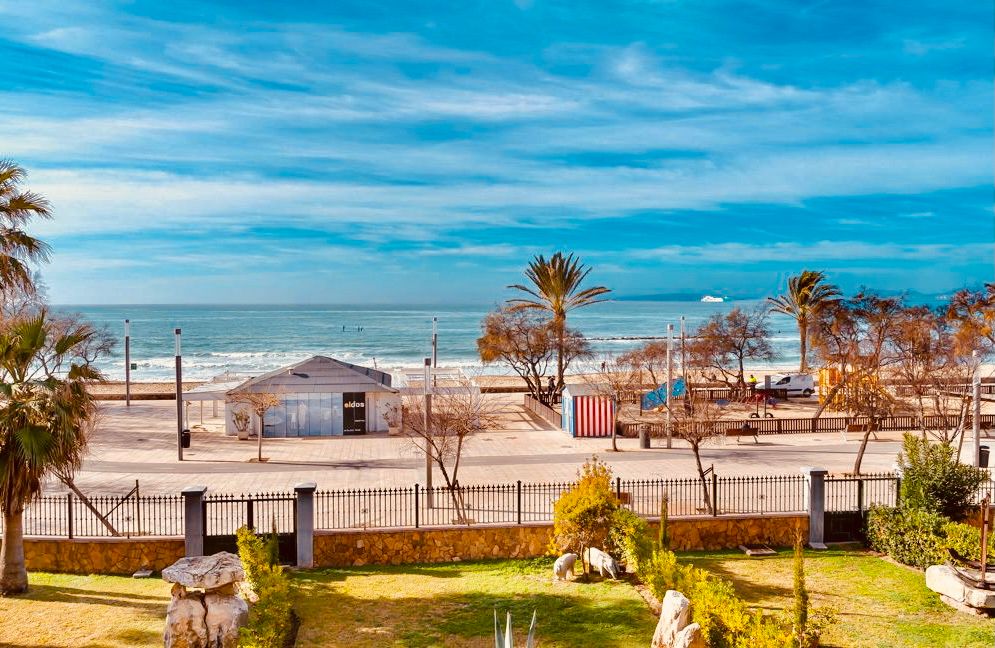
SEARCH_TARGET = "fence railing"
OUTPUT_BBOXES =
[621,414,995,438]
[5,493,185,538]
[523,394,562,428]
[312,474,810,531]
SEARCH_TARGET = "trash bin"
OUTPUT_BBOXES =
[980,445,990,468]
[181,429,191,449]
[638,424,651,449]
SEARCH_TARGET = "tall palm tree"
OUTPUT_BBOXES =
[508,252,611,391]
[0,160,52,299]
[0,312,103,594]
[768,270,840,373]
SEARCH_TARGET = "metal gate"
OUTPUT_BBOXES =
[824,474,899,543]
[203,493,297,564]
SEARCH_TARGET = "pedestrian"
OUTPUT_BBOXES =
[748,373,758,397]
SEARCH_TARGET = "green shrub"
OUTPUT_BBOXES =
[606,507,653,570]
[659,494,671,551]
[939,521,995,562]
[898,433,987,520]
[866,506,946,569]
[236,526,295,648]
[792,532,808,647]
[551,456,619,573]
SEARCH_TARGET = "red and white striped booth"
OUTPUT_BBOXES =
[561,384,615,438]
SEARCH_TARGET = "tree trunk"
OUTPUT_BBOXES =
[798,319,808,374]
[556,320,565,392]
[257,413,264,461]
[0,508,28,594]
[57,475,119,536]
[691,444,713,515]
[610,398,619,452]
[852,429,872,475]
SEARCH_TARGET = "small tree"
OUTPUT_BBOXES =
[619,340,669,386]
[228,392,281,462]
[551,456,619,575]
[400,378,499,523]
[477,307,590,405]
[670,380,727,514]
[793,529,808,648]
[898,433,987,519]
[687,307,774,396]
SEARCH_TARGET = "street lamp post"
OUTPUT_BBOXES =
[124,319,131,407]
[666,323,674,449]
[175,328,183,461]
[423,357,433,507]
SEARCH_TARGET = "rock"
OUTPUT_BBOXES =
[926,565,995,611]
[164,583,208,648]
[163,553,245,590]
[584,547,621,580]
[650,590,692,648]
[672,622,705,648]
[553,553,578,581]
[205,585,249,648]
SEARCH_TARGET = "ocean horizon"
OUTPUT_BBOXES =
[56,300,815,381]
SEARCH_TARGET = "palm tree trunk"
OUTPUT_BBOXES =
[556,320,565,392]
[799,319,808,374]
[0,508,28,594]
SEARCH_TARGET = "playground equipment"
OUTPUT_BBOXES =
[641,377,687,410]
[818,367,890,413]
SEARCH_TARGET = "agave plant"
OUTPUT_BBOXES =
[494,609,537,648]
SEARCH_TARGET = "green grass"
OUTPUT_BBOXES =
[0,572,170,648]
[684,548,994,648]
[291,558,657,647]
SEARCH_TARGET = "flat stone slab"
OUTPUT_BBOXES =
[163,552,245,590]
[926,565,995,611]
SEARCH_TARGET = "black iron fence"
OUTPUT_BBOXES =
[6,493,185,538]
[313,474,810,531]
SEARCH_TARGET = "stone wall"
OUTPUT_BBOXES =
[314,513,808,568]
[9,536,186,575]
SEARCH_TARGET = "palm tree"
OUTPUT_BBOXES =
[768,270,840,373]
[0,312,104,594]
[508,252,611,391]
[0,160,53,299]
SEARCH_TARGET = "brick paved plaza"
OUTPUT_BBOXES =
[51,396,914,496]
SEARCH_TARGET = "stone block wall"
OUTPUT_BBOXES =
[10,536,185,575]
[313,513,808,568]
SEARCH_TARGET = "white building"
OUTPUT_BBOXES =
[225,356,400,437]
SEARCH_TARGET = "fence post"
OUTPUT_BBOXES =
[181,485,207,557]
[711,473,718,516]
[414,484,420,529]
[67,493,74,540]
[516,480,522,525]
[801,467,828,549]
[616,477,622,502]
[294,482,316,569]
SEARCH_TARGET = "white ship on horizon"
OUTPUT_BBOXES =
[700,295,724,303]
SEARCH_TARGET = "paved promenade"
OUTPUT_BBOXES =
[47,398,915,496]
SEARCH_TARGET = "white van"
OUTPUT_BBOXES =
[761,374,815,397]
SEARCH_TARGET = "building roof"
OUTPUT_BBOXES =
[227,356,396,395]
[562,382,609,397]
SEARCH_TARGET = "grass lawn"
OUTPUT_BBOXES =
[687,548,995,648]
[0,572,170,648]
[292,558,657,647]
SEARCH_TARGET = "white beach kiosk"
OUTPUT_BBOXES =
[224,356,400,437]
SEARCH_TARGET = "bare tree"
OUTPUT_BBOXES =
[619,340,668,386]
[669,376,728,515]
[228,392,281,462]
[584,354,644,452]
[399,379,500,523]
[477,307,590,405]
[687,307,774,395]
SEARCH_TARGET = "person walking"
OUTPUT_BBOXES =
[747,373,758,397]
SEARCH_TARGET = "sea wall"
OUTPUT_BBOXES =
[7,536,185,575]
[313,513,808,567]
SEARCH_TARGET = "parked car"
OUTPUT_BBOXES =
[760,373,815,397]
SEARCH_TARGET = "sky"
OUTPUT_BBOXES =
[0,0,991,304]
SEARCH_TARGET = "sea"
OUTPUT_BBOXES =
[55,301,802,381]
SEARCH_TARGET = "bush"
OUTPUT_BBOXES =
[551,456,619,573]
[941,520,995,562]
[236,526,295,648]
[606,507,653,569]
[866,506,946,569]
[898,433,987,520]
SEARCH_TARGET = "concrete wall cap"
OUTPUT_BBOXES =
[181,485,209,496]
[799,467,829,476]
[294,482,318,493]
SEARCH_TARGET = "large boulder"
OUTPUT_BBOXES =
[164,584,208,648]
[926,565,995,613]
[651,590,692,648]
[672,622,705,648]
[163,552,245,591]
[204,583,249,648]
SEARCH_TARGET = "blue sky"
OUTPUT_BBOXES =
[0,0,991,304]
